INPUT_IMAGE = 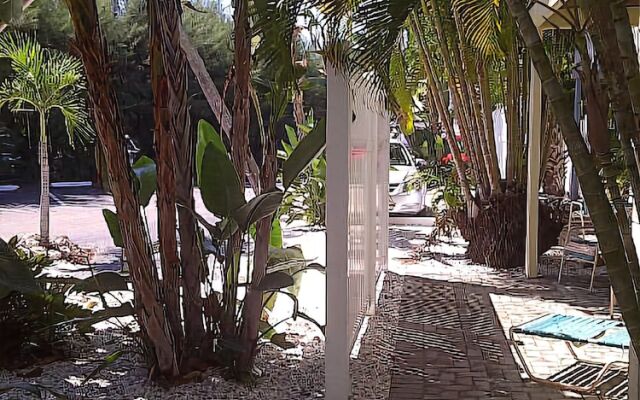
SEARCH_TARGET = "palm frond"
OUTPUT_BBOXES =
[452,0,504,59]
[251,0,306,86]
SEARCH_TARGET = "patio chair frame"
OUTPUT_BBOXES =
[557,201,601,292]
[509,322,628,397]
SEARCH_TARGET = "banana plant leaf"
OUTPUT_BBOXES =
[199,142,246,217]
[0,238,42,299]
[102,209,124,248]
[132,156,157,207]
[283,118,326,189]
[196,120,227,185]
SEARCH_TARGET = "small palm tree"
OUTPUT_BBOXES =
[0,33,91,246]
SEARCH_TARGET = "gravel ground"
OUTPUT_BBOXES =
[0,329,325,400]
[350,273,402,400]
[0,273,404,400]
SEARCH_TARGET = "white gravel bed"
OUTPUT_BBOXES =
[350,273,403,400]
[0,329,325,400]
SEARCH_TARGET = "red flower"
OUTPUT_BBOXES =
[461,153,470,163]
[441,153,454,164]
[455,134,462,142]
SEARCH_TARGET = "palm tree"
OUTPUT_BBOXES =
[0,33,91,246]
[64,0,179,378]
[505,0,640,355]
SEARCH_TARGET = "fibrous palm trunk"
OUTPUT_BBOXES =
[584,0,640,218]
[64,0,179,378]
[506,0,640,354]
[149,0,183,357]
[610,1,640,122]
[38,111,49,246]
[151,0,206,358]
[230,0,253,371]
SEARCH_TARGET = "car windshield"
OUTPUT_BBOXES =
[390,143,412,166]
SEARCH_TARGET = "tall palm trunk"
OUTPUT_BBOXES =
[452,8,502,197]
[410,13,474,207]
[505,41,523,186]
[610,1,640,121]
[221,0,252,344]
[575,32,640,290]
[584,0,640,217]
[64,0,179,378]
[38,111,49,246]
[506,0,640,354]
[426,1,484,190]
[292,26,306,137]
[149,0,182,356]
[152,0,206,356]
[230,0,254,372]
[476,61,502,194]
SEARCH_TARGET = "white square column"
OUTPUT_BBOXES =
[526,62,542,278]
[325,64,351,400]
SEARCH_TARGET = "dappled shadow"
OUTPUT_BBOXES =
[385,273,574,400]
[397,235,612,316]
[0,185,113,208]
[389,227,429,250]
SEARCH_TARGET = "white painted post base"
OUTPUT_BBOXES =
[631,345,639,400]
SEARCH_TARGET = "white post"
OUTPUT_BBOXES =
[631,346,639,400]
[630,199,640,400]
[365,108,378,314]
[526,62,542,278]
[377,112,390,273]
[325,63,351,400]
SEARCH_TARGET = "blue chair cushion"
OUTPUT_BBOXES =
[515,314,624,345]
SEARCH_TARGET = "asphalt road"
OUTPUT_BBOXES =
[0,185,217,250]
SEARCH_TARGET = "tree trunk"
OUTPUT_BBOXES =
[38,111,49,247]
[506,0,640,354]
[64,0,179,378]
[292,27,305,137]
[575,28,640,292]
[410,14,474,207]
[610,1,640,122]
[238,146,277,372]
[426,1,484,190]
[585,0,640,217]
[149,0,183,357]
[231,0,254,372]
[477,61,503,194]
[151,0,206,358]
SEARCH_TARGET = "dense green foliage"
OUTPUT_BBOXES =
[0,0,327,184]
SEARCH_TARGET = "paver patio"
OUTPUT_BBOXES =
[357,228,626,400]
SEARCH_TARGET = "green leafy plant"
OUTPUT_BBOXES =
[279,117,327,227]
[0,236,135,369]
[193,120,325,365]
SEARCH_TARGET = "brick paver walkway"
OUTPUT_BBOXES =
[380,233,627,400]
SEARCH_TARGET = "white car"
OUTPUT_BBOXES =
[389,139,428,215]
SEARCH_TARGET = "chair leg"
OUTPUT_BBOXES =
[610,288,616,318]
[589,256,599,293]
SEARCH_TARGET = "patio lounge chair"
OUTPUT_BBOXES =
[541,200,602,291]
[509,314,629,398]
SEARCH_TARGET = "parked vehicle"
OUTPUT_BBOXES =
[389,138,428,215]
